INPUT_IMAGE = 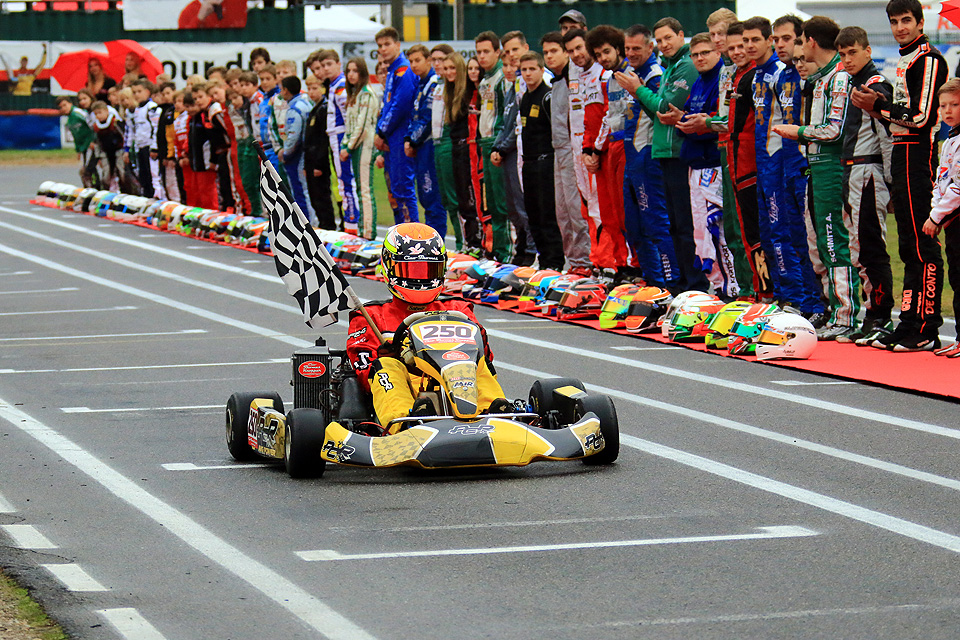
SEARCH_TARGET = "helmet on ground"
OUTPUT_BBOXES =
[726,303,782,355]
[599,285,669,331]
[660,291,715,337]
[378,223,447,305]
[754,312,817,360]
[664,294,725,342]
[480,264,519,304]
[517,269,562,310]
[558,278,609,317]
[704,301,755,350]
[496,266,538,303]
[74,188,98,212]
[443,253,481,293]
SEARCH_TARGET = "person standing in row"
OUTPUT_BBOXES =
[405,44,448,239]
[429,44,464,250]
[375,27,420,225]
[475,31,511,261]
[341,57,381,240]
[441,52,484,254]
[518,52,565,271]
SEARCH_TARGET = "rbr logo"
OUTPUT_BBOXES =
[298,361,326,378]
[442,351,470,361]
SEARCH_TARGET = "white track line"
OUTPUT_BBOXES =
[623,434,960,554]
[0,305,137,317]
[1,524,57,549]
[485,329,960,440]
[97,609,167,640]
[771,380,857,386]
[62,404,222,414]
[0,221,302,317]
[162,462,273,471]
[0,358,288,375]
[496,361,960,495]
[0,286,78,295]
[0,270,32,276]
[296,526,817,561]
[0,206,279,283]
[0,400,375,640]
[0,329,206,342]
[41,563,109,592]
[0,243,311,349]
[0,492,15,513]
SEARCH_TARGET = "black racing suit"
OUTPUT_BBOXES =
[520,81,564,271]
[304,80,338,229]
[874,34,948,339]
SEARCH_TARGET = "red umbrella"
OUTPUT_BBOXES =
[941,0,960,30]
[50,48,111,92]
[103,40,163,82]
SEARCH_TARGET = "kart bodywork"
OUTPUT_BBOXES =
[227,311,619,478]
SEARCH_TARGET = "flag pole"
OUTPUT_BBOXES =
[254,143,386,345]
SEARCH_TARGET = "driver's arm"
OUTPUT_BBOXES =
[345,310,382,391]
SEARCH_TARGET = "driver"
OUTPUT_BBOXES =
[346,223,510,430]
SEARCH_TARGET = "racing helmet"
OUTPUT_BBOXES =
[596,285,674,333]
[558,278,609,317]
[660,291,715,337]
[480,264,520,304]
[727,303,782,355]
[754,312,817,361]
[664,294,725,342]
[378,223,448,305]
[704,301,755,350]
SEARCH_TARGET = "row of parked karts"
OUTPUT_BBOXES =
[34,181,817,361]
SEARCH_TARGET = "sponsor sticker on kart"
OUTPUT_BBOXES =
[442,350,470,361]
[298,361,327,378]
[413,321,477,349]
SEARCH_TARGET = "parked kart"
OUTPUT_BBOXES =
[226,310,619,478]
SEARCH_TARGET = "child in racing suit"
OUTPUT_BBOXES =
[345,223,508,430]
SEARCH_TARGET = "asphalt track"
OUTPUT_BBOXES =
[0,164,959,640]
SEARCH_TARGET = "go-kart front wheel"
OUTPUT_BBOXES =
[577,394,620,465]
[284,408,327,479]
[226,391,284,462]
[529,377,586,426]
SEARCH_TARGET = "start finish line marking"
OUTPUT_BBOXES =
[296,525,817,562]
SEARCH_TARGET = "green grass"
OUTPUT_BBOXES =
[0,572,68,640]
[0,149,74,165]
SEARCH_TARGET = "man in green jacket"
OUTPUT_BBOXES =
[616,17,707,292]
[57,95,97,189]
[476,31,512,261]
[775,16,860,340]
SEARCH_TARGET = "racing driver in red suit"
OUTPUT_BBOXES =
[346,223,508,430]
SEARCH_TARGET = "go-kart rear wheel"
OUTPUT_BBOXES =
[528,377,586,421]
[577,394,620,465]
[226,391,284,462]
[284,408,327,479]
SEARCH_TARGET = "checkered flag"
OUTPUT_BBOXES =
[260,159,359,329]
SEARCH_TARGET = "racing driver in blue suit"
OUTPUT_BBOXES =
[374,28,420,225]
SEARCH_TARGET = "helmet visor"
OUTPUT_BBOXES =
[392,260,446,281]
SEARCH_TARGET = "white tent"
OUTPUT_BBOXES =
[304,6,384,42]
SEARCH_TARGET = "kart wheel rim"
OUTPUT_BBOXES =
[285,422,291,461]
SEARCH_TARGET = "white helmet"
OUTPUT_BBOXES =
[755,312,817,361]
[659,291,715,337]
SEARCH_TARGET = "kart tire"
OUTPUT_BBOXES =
[284,408,327,479]
[577,394,620,465]
[528,377,586,420]
[226,391,284,462]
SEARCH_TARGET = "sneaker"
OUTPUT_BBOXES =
[871,323,907,350]
[934,340,960,357]
[857,320,894,347]
[891,334,940,352]
[803,311,829,330]
[817,324,854,341]
[835,323,864,343]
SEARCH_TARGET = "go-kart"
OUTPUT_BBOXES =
[226,310,619,478]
